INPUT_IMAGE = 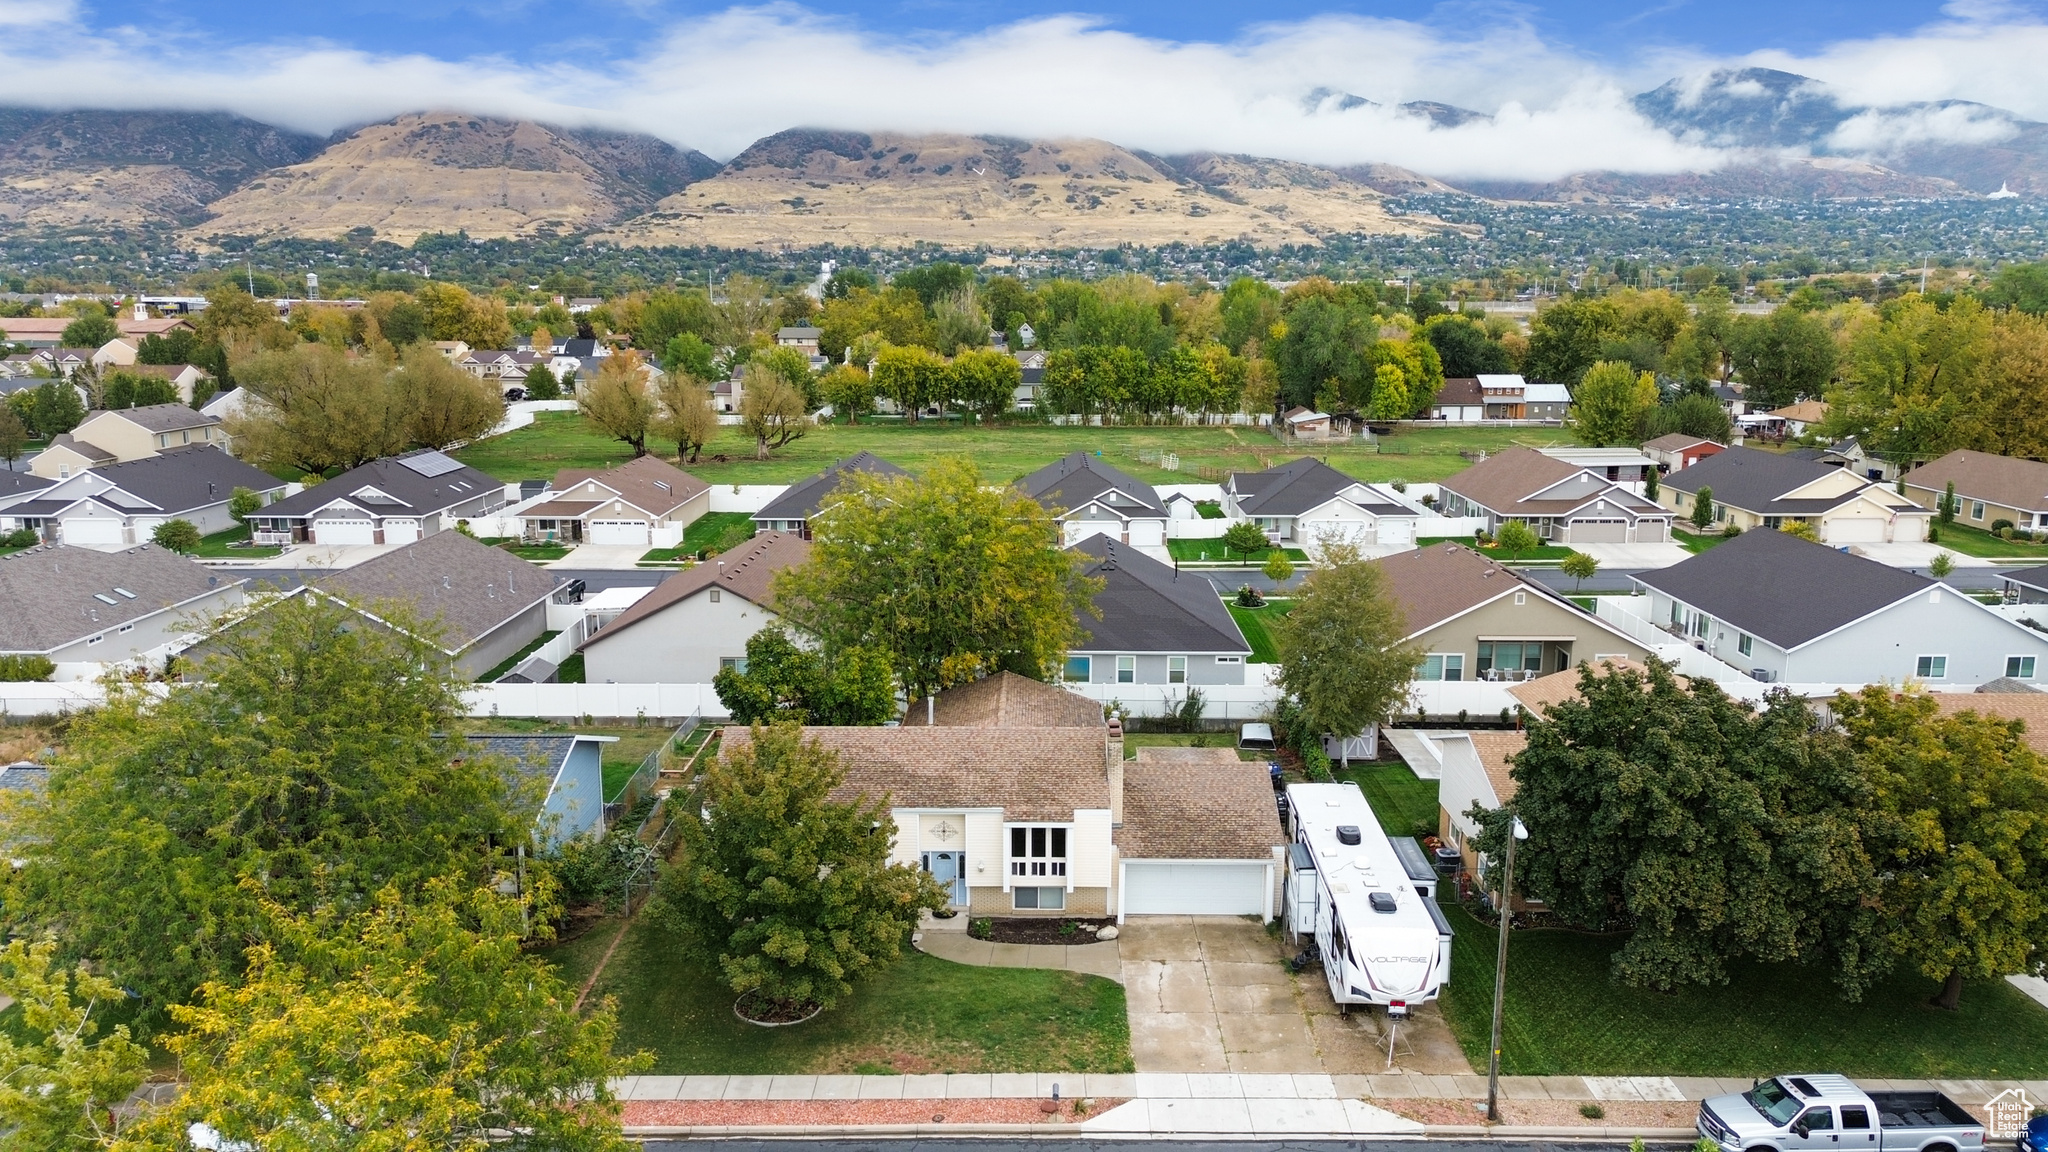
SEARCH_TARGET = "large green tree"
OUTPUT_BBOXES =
[712,628,898,726]
[774,457,1100,701]
[1524,296,1620,385]
[0,941,149,1152]
[9,593,529,1014]
[1729,307,1838,410]
[59,312,119,350]
[1570,360,1659,446]
[658,724,945,1010]
[1273,544,1418,742]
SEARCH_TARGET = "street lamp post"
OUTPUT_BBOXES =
[1485,815,1528,1123]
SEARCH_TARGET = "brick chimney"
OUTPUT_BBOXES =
[1106,715,1124,827]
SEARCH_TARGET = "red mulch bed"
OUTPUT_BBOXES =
[623,1098,1121,1127]
[1379,1098,1697,1128]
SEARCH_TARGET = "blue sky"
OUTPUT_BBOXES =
[6,0,2047,177]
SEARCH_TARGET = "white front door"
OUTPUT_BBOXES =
[313,519,375,546]
[589,520,649,546]
[1123,861,1268,916]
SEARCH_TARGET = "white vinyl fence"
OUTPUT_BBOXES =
[463,682,723,722]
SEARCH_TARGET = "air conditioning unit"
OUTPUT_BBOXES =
[1749,668,1778,683]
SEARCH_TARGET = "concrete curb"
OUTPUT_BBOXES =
[623,1122,1699,1140]
[1424,1125,1699,1139]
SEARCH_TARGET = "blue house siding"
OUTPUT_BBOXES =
[544,739,607,844]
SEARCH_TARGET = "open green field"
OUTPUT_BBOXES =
[550,915,1132,1074]
[1227,599,1294,663]
[1439,902,2048,1076]
[455,414,1574,488]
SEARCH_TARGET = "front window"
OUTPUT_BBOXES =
[2010,656,2037,679]
[1116,655,1135,684]
[1012,886,1066,910]
[1009,825,1068,879]
[1476,643,1544,676]
[1917,655,1948,679]
[1419,653,1464,681]
[1168,656,1187,684]
[1064,655,1091,681]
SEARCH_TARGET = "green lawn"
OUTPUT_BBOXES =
[1437,902,2048,1076]
[642,512,756,562]
[455,413,1570,488]
[1333,762,1439,840]
[1929,521,2048,560]
[476,630,561,682]
[191,523,283,559]
[1673,529,1729,554]
[1165,539,1309,564]
[558,915,1132,1074]
[1227,599,1294,663]
[1417,536,1575,564]
[556,653,586,683]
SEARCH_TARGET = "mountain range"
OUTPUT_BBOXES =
[0,67,2042,250]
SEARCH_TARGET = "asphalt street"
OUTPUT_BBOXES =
[642,1142,1684,1152]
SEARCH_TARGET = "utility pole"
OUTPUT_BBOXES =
[1485,815,1528,1123]
[1921,255,1930,295]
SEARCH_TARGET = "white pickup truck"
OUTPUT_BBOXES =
[1698,1074,1985,1152]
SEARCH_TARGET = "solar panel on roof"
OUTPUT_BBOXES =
[397,450,465,478]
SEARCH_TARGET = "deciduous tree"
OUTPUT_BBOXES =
[0,940,149,1152]
[652,373,718,463]
[1222,521,1268,560]
[59,312,118,350]
[774,458,1100,701]
[1494,519,1538,561]
[1273,543,1418,743]
[225,342,411,474]
[1570,360,1658,446]
[1729,306,1838,409]
[819,365,875,424]
[151,518,201,553]
[30,381,83,438]
[0,402,27,468]
[947,347,1022,421]
[711,628,897,726]
[871,343,946,421]
[579,350,655,458]
[1561,550,1598,590]
[394,344,503,450]
[738,364,808,459]
[658,724,945,1011]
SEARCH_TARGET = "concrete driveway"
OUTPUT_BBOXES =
[1118,916,1470,1076]
[548,544,652,569]
[1569,541,1692,568]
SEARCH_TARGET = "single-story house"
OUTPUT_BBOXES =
[2003,565,2048,605]
[1929,690,2048,753]
[1901,450,2048,535]
[518,456,709,547]
[580,530,809,685]
[1223,456,1419,550]
[3,447,285,548]
[1657,445,1930,544]
[739,673,1284,920]
[1537,446,1656,484]
[1768,400,1829,436]
[1384,543,1652,682]
[1632,527,2048,685]
[1437,447,1672,543]
[29,404,227,479]
[1641,433,1725,474]
[0,315,191,349]
[1429,377,1485,421]
[1064,538,1252,687]
[752,452,908,538]
[461,733,613,845]
[1019,452,1169,548]
[310,529,555,680]
[252,450,506,546]
[0,543,246,675]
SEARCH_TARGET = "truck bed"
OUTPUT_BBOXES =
[1869,1092,1979,1130]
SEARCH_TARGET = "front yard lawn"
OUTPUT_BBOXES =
[191,524,282,559]
[1929,521,2048,559]
[1417,536,1575,563]
[1226,598,1294,663]
[642,512,756,562]
[1333,762,1439,840]
[1165,539,1309,564]
[561,915,1132,1074]
[1438,901,2048,1076]
[1672,529,1729,554]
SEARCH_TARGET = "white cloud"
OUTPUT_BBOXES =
[1828,103,2022,154]
[0,0,74,27]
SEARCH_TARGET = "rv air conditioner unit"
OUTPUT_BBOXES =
[1336,825,1362,846]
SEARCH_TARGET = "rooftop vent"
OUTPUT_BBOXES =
[1369,891,1398,913]
[1336,825,1362,846]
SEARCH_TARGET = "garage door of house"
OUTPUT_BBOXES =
[383,519,421,544]
[1567,518,1629,543]
[589,520,649,546]
[1128,520,1166,547]
[313,519,376,546]
[1122,861,1268,916]
[1378,519,1414,546]
[63,518,124,546]
[1637,520,1668,543]
[1826,517,1887,544]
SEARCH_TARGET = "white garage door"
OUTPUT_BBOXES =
[1826,517,1887,544]
[589,520,649,546]
[63,518,124,546]
[1128,520,1166,547]
[1568,518,1629,544]
[383,519,421,544]
[313,519,375,546]
[1063,521,1117,546]
[1378,519,1414,546]
[1637,520,1668,543]
[1123,861,1268,916]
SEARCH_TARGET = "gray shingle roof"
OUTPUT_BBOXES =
[318,531,553,653]
[752,452,907,523]
[462,734,576,796]
[1019,452,1166,518]
[0,543,240,653]
[93,403,218,434]
[1632,527,1932,649]
[1228,456,1409,518]
[2005,564,2048,595]
[0,470,52,498]
[1660,445,1873,515]
[261,451,499,521]
[1070,537,1249,655]
[83,446,284,515]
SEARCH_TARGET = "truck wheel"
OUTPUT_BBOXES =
[1747,1145,1777,1152]
[1924,1143,1955,1152]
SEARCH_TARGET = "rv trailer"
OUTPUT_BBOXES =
[1283,782,1453,1017]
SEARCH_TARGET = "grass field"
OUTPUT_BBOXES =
[192,523,282,559]
[553,915,1132,1074]
[1438,902,2048,1076]
[1120,732,1265,761]
[455,414,1573,489]
[1227,599,1294,663]
[1333,761,1440,840]
[1417,536,1576,564]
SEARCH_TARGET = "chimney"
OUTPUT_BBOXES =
[1106,716,1124,827]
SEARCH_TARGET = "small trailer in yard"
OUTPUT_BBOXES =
[1698,1074,1984,1152]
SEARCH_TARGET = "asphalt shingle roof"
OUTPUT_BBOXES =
[1660,445,1871,514]
[1632,527,1933,649]
[1901,450,2048,512]
[319,530,553,653]
[1070,537,1249,655]
[1019,452,1165,518]
[546,456,708,519]
[82,447,283,514]
[0,543,238,653]
[580,531,809,650]
[262,451,500,520]
[1228,456,1410,518]
[901,671,1105,728]
[722,724,1112,821]
[92,403,217,434]
[1121,751,1285,860]
[753,452,907,522]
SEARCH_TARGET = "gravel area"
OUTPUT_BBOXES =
[1379,1098,1698,1128]
[622,1098,1122,1127]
